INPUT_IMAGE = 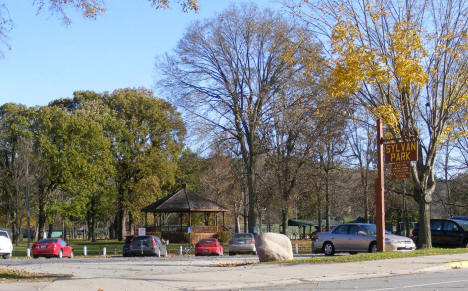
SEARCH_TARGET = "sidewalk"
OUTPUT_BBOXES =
[2,253,468,291]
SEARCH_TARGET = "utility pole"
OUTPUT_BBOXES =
[375,119,385,252]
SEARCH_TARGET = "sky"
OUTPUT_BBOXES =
[0,0,281,107]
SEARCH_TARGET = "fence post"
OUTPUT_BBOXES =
[83,245,87,256]
[102,247,107,256]
[179,245,183,255]
[295,243,298,254]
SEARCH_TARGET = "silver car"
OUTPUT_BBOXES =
[313,223,415,256]
[228,233,256,255]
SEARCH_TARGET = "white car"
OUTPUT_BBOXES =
[0,230,13,259]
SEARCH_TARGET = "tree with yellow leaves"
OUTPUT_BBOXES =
[288,0,467,248]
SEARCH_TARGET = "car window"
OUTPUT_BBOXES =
[133,236,150,243]
[38,238,58,243]
[348,225,360,235]
[200,239,216,243]
[456,220,468,231]
[431,221,443,231]
[443,221,460,232]
[359,225,377,235]
[0,231,8,238]
[59,240,67,246]
[233,234,253,240]
[332,225,348,234]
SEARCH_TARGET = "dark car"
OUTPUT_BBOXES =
[122,235,134,257]
[130,235,167,257]
[413,219,468,248]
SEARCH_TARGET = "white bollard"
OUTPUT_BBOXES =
[179,245,183,255]
[83,246,87,256]
[26,248,30,257]
[102,247,107,256]
[295,243,299,254]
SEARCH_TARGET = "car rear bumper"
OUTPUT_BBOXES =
[229,244,256,253]
[130,247,158,256]
[195,246,221,255]
[32,249,59,256]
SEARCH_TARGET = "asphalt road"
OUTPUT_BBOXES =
[236,268,468,290]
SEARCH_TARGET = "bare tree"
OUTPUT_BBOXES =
[158,4,303,233]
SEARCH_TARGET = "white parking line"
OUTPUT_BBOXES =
[366,279,468,291]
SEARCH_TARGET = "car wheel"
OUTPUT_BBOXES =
[369,242,377,253]
[2,254,10,259]
[58,249,63,258]
[323,242,335,256]
[252,251,257,256]
[69,251,74,259]
[33,255,39,259]
[229,252,234,256]
[349,252,358,255]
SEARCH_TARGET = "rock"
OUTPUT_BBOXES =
[255,232,293,262]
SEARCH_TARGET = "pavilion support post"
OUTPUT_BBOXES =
[189,211,192,227]
[215,213,218,226]
[222,212,225,228]
[144,212,148,227]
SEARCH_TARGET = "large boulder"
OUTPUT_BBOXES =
[255,232,293,262]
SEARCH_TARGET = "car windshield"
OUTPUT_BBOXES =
[455,220,468,231]
[233,234,253,240]
[199,239,216,243]
[38,239,57,243]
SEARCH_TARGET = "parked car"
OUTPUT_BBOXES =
[313,223,415,256]
[122,235,134,257]
[412,219,468,248]
[130,235,167,257]
[228,233,256,255]
[0,230,13,259]
[32,238,74,258]
[450,216,468,221]
[195,238,223,256]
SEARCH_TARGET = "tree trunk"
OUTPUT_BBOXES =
[281,209,288,234]
[317,193,322,232]
[247,167,257,234]
[325,171,330,231]
[38,188,47,240]
[47,223,53,238]
[417,198,432,248]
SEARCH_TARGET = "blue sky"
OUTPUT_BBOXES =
[0,0,280,107]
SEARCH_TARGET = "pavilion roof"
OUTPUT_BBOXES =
[141,186,228,213]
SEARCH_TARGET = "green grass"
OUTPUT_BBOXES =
[283,248,468,264]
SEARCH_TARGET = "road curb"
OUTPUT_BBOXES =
[447,260,468,269]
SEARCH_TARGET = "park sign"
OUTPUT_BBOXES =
[384,140,418,164]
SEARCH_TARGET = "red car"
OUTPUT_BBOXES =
[32,238,74,259]
[195,238,223,256]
